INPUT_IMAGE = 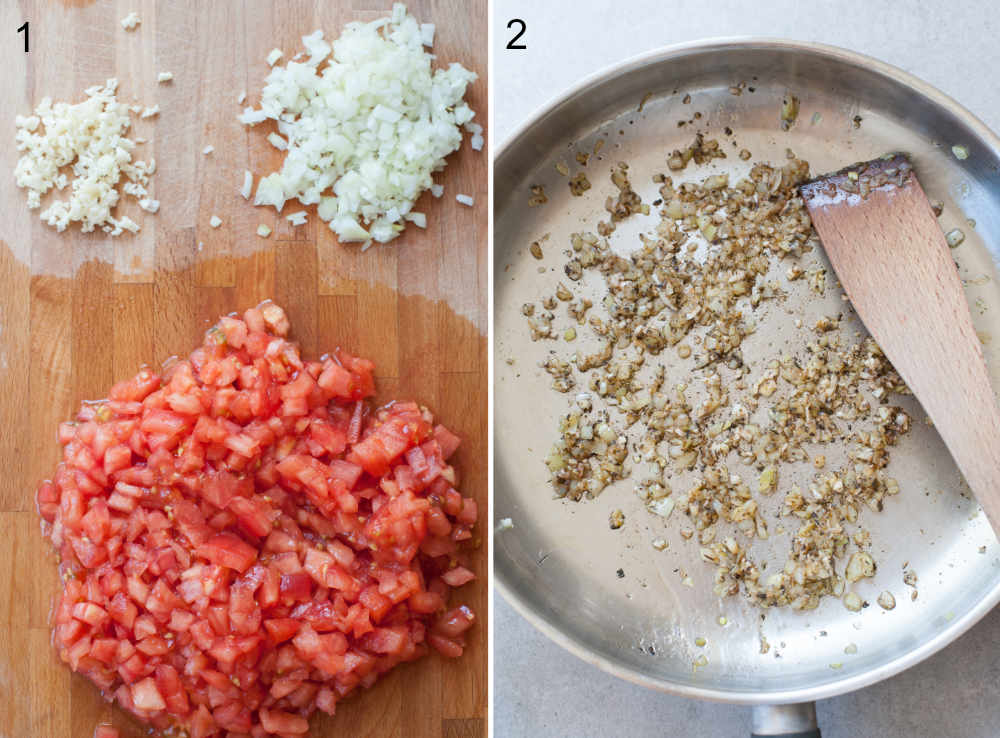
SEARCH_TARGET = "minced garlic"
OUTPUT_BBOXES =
[14,78,156,235]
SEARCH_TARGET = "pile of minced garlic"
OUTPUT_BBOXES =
[239,3,480,248]
[14,78,157,235]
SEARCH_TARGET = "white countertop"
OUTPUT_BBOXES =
[493,1,1000,735]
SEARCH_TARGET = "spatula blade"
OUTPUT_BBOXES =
[802,153,1000,537]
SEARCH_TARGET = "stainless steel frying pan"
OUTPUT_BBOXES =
[493,39,1000,736]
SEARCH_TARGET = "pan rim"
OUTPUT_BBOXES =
[493,35,1000,705]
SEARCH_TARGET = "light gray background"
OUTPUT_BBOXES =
[493,1,1000,736]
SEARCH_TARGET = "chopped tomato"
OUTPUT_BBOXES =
[441,566,476,588]
[37,302,477,738]
[197,532,258,572]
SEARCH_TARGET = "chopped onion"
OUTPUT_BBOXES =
[209,215,222,228]
[301,30,331,66]
[120,12,140,30]
[267,132,287,151]
[239,107,267,125]
[238,3,478,248]
[257,224,272,237]
[240,171,253,200]
[317,197,337,221]
[254,173,286,212]
[266,48,283,66]
[456,194,474,206]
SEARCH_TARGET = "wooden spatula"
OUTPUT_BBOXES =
[801,153,1000,538]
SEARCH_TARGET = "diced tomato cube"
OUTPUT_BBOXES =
[359,586,393,623]
[309,419,347,455]
[434,605,476,639]
[457,498,478,526]
[264,618,301,644]
[427,633,464,658]
[189,705,216,738]
[197,532,257,572]
[317,362,353,398]
[109,369,160,403]
[107,592,138,630]
[103,444,132,475]
[219,316,248,348]
[90,638,119,665]
[228,495,274,538]
[72,602,109,627]
[140,409,189,437]
[441,566,476,587]
[155,663,190,716]
[259,708,309,735]
[364,626,407,655]
[280,572,313,602]
[433,425,462,459]
[212,702,252,733]
[131,676,167,711]
[80,500,111,544]
[292,624,321,659]
[409,590,445,614]
[201,470,249,509]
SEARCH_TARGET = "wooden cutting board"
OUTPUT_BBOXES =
[0,1,487,737]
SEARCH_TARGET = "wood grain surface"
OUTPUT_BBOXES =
[803,157,1000,534]
[0,1,487,737]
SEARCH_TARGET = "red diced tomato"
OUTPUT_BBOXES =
[317,362,353,398]
[280,572,313,602]
[259,708,309,735]
[457,498,478,526]
[109,370,160,403]
[36,302,477,738]
[441,566,476,588]
[197,532,257,572]
[433,425,462,459]
[264,618,301,644]
[131,676,167,711]
[227,495,274,538]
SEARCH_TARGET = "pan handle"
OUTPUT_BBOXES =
[750,702,821,737]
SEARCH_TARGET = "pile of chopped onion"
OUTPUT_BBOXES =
[239,3,479,248]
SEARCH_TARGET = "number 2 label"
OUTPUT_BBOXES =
[506,19,526,50]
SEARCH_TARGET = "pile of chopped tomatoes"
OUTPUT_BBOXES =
[37,303,477,738]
